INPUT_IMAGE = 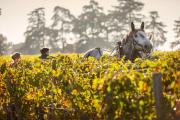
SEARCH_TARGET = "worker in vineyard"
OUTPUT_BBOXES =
[39,47,54,59]
[83,47,103,60]
[10,52,21,68]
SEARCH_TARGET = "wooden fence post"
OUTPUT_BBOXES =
[153,73,164,120]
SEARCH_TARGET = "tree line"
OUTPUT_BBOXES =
[0,0,180,54]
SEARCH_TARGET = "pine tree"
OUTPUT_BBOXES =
[0,8,1,16]
[146,11,167,49]
[108,0,144,41]
[0,34,11,55]
[23,8,46,54]
[74,0,104,38]
[171,18,180,49]
[73,0,110,52]
[51,6,75,52]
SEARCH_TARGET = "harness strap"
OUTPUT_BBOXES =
[116,41,124,58]
[97,48,102,56]
[94,48,102,56]
[132,38,144,49]
[109,47,116,56]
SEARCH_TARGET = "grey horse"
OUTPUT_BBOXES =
[113,22,153,61]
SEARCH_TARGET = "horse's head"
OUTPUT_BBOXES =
[129,22,153,53]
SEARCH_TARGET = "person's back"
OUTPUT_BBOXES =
[83,47,103,60]
[10,52,21,68]
[40,54,49,59]
[39,48,52,60]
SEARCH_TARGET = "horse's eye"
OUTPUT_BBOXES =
[135,34,138,37]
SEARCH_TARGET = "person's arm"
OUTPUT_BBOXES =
[10,62,14,68]
[10,62,17,68]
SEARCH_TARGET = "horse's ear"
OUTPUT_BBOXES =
[141,22,144,30]
[131,22,135,31]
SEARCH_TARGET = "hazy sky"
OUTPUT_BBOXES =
[0,0,180,50]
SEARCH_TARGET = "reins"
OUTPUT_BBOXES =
[132,37,144,50]
[102,47,117,56]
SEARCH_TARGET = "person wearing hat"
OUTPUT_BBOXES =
[39,47,54,59]
[10,52,21,68]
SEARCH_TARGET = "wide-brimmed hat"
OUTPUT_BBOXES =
[12,52,21,60]
[40,48,49,54]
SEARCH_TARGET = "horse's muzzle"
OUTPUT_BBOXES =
[143,44,153,53]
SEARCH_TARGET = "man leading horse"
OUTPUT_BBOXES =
[84,22,153,61]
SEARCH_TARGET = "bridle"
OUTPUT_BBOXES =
[132,36,144,51]
[131,31,145,53]
[131,30,153,54]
